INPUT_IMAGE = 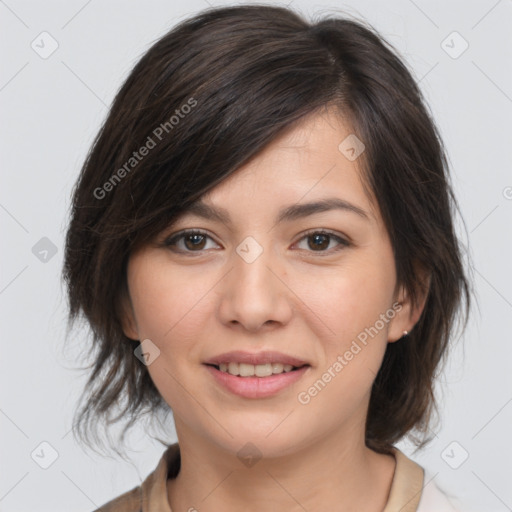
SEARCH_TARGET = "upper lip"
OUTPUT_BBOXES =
[204,351,310,367]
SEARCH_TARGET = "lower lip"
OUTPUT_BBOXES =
[204,364,310,398]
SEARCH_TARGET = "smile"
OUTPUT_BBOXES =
[204,363,310,398]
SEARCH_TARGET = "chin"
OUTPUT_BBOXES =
[207,423,310,461]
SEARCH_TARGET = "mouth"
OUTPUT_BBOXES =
[203,362,311,399]
[202,350,311,398]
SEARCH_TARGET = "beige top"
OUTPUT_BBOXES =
[94,443,426,512]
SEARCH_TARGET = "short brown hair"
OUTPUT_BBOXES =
[63,4,471,456]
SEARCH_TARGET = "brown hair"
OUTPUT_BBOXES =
[63,4,471,456]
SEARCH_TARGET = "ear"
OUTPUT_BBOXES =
[117,285,139,341]
[387,269,430,343]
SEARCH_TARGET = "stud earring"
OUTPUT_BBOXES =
[403,330,408,337]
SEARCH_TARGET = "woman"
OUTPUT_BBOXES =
[63,4,470,511]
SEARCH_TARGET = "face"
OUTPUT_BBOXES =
[122,107,420,458]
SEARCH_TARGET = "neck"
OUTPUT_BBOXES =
[166,420,396,512]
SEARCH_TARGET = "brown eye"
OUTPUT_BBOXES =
[307,233,330,251]
[184,233,207,250]
[163,230,219,253]
[295,230,350,254]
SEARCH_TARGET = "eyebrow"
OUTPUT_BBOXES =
[180,197,370,225]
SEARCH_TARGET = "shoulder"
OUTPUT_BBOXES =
[389,447,467,512]
[417,472,465,512]
[92,485,142,512]
[90,443,180,512]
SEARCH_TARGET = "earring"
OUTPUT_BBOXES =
[402,330,408,337]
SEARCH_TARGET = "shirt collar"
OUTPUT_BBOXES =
[383,446,425,512]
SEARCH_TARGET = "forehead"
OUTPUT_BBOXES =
[199,107,378,222]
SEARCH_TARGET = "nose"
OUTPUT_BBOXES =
[217,242,293,333]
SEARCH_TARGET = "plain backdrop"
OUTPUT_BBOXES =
[1,0,511,510]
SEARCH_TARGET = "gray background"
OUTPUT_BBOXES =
[1,0,511,510]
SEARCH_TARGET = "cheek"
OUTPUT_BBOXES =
[294,256,396,347]
[294,265,395,421]
[127,257,214,413]
[128,256,215,344]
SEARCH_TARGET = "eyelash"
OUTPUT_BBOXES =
[162,229,350,256]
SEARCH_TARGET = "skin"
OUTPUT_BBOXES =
[121,107,426,512]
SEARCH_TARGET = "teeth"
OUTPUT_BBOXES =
[272,362,284,373]
[228,362,239,375]
[217,362,297,377]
